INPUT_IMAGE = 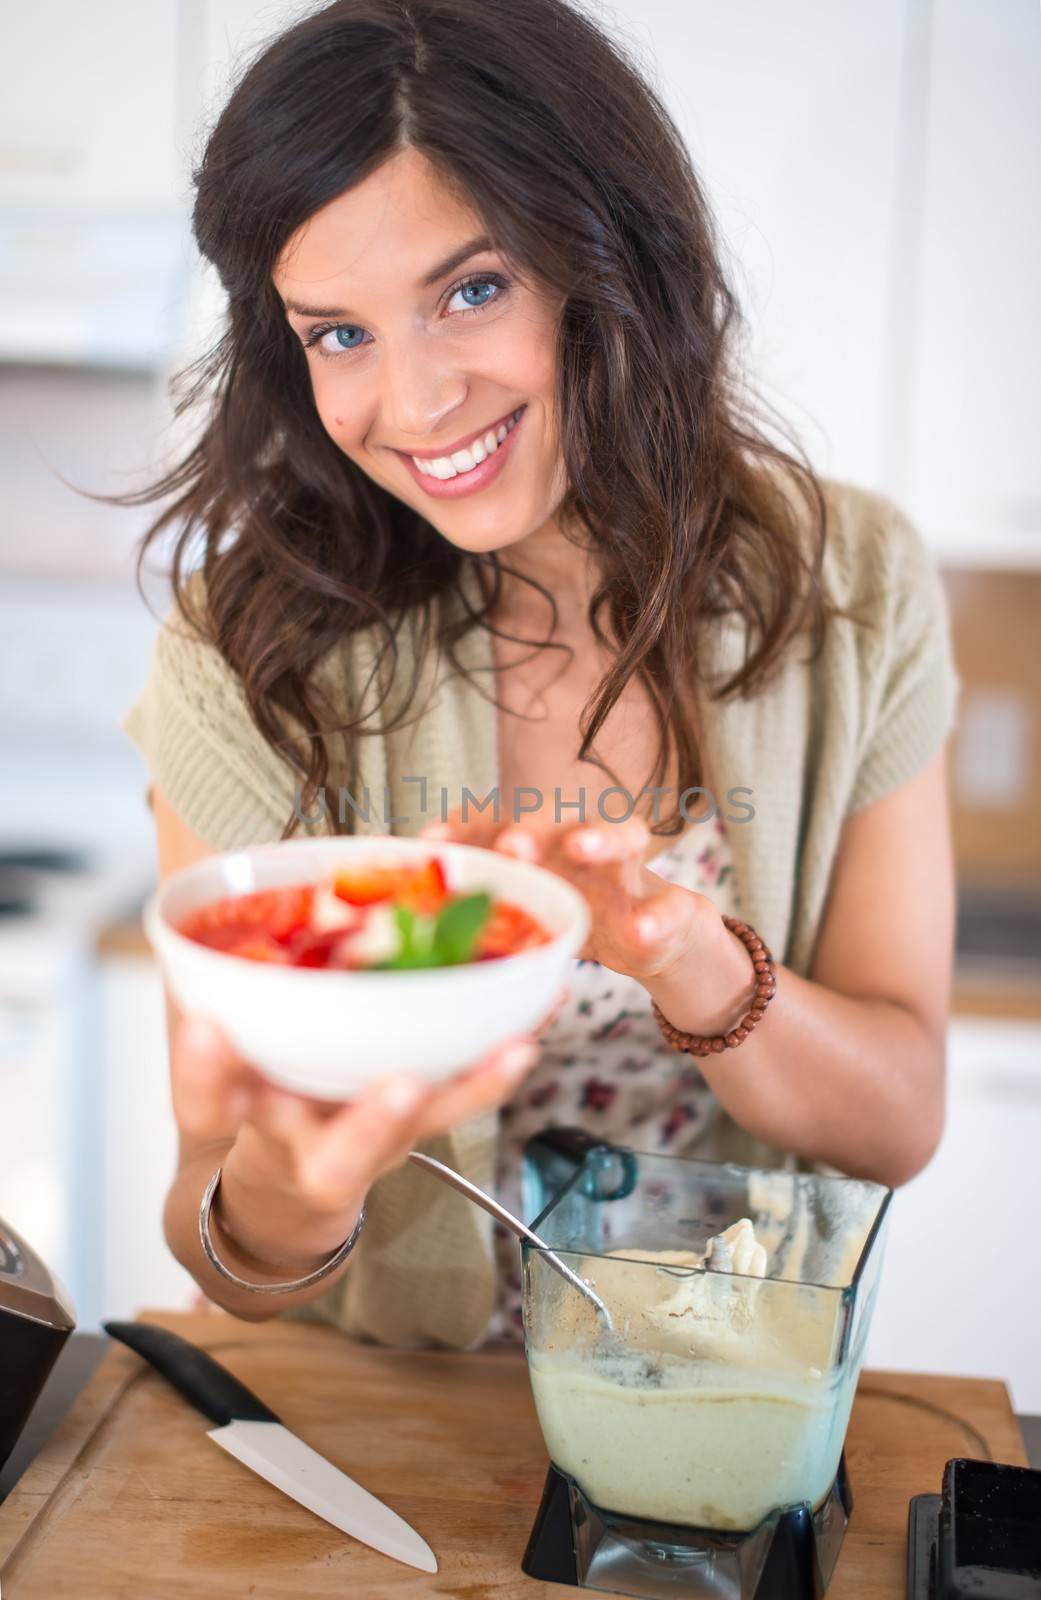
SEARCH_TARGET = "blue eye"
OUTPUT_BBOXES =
[301,272,510,360]
[331,326,364,351]
[456,280,497,310]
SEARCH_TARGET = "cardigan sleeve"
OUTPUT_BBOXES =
[119,572,302,851]
[845,493,961,816]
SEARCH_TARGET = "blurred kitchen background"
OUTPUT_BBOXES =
[1,0,1039,1405]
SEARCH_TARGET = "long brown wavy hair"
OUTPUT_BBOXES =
[112,0,832,842]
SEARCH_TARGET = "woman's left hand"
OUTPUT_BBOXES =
[418,810,717,983]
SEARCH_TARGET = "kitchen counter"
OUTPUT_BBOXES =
[0,1309,1031,1598]
[95,912,153,958]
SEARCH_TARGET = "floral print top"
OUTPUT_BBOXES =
[484,811,739,1344]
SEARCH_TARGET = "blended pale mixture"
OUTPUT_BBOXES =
[527,1214,861,1531]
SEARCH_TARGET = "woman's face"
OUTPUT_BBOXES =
[273,146,568,558]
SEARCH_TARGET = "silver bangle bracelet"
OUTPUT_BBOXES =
[198,1165,367,1295]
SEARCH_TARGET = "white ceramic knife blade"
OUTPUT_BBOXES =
[102,1319,437,1576]
[207,1419,438,1573]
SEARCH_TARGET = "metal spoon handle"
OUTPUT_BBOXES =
[407,1150,614,1331]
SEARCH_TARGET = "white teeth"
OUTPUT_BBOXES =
[412,408,522,479]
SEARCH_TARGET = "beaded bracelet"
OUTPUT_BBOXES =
[650,915,777,1057]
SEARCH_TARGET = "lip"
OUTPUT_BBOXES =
[395,406,527,499]
[396,406,523,461]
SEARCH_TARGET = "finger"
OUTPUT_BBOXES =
[537,823,651,907]
[419,803,504,849]
[411,1036,541,1141]
[489,823,542,861]
[418,819,455,840]
[531,984,570,1037]
[283,1072,435,1211]
[170,1014,264,1143]
[561,816,651,864]
[624,886,700,966]
[246,1083,341,1150]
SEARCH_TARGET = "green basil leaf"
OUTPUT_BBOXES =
[432,892,492,965]
[376,903,439,970]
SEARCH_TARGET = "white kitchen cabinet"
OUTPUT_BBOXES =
[658,0,1041,569]
[654,0,911,494]
[0,372,176,578]
[1,1,185,214]
[98,953,196,1324]
[865,1016,1041,1412]
[0,961,80,1297]
[900,0,1041,569]
[0,1,195,369]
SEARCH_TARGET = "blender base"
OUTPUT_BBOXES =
[521,1453,853,1600]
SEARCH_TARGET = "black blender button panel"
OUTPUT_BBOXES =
[907,1458,1041,1599]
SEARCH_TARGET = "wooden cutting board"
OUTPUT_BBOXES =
[0,1308,1028,1599]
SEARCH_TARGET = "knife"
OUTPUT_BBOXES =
[103,1319,437,1574]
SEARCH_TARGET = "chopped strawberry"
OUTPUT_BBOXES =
[225,935,291,964]
[394,858,449,915]
[263,886,316,942]
[332,864,405,905]
[180,886,313,949]
[476,900,550,959]
[177,856,552,971]
[284,927,350,969]
[332,856,448,912]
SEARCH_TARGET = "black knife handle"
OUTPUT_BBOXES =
[103,1320,281,1427]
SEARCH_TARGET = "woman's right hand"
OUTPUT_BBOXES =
[169,989,565,1272]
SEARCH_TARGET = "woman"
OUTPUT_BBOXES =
[120,0,958,1349]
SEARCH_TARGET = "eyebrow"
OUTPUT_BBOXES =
[282,234,494,319]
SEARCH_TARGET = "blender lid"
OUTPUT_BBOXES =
[0,1216,75,1332]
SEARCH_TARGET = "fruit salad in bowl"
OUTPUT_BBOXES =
[176,854,551,971]
[144,835,590,1098]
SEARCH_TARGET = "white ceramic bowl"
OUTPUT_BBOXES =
[144,834,590,1099]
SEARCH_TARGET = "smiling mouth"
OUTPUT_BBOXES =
[397,406,526,479]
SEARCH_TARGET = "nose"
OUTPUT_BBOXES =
[381,341,468,445]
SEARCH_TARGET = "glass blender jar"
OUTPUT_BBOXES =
[519,1132,892,1598]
